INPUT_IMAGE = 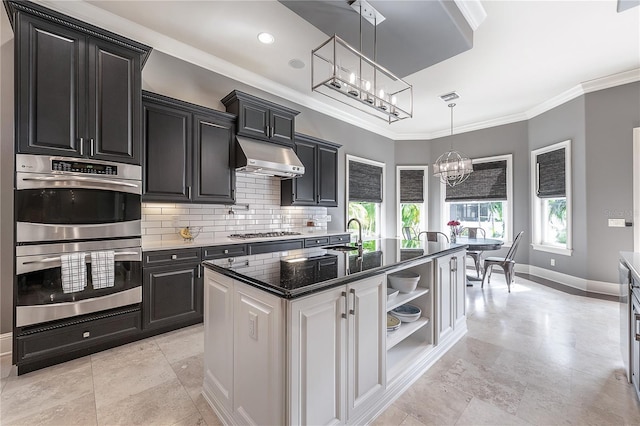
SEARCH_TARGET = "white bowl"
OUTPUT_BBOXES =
[391,304,421,322]
[387,288,399,301]
[388,271,420,293]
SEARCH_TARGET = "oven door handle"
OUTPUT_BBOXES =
[22,176,139,189]
[21,251,141,265]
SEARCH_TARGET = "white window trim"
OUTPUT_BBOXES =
[346,154,386,238]
[440,153,513,243]
[396,165,429,238]
[530,140,573,256]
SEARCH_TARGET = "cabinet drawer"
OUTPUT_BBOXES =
[248,239,303,255]
[143,248,201,266]
[17,308,141,363]
[202,244,248,260]
[329,234,350,244]
[305,237,330,248]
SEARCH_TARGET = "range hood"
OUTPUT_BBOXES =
[235,136,305,178]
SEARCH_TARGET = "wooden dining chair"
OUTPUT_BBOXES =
[481,231,525,293]
[459,227,486,278]
[417,231,449,243]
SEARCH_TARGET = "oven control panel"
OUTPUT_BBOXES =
[52,160,118,175]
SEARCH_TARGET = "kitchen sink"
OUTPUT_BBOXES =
[323,245,360,252]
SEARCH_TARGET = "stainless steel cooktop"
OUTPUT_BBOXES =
[228,231,302,240]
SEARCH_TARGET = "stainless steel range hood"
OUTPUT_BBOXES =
[235,136,305,178]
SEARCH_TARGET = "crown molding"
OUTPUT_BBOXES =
[454,0,487,31]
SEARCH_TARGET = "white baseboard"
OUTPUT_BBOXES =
[516,264,620,296]
[0,332,12,357]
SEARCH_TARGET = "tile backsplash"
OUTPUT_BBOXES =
[141,173,330,243]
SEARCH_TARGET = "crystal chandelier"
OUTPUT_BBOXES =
[433,103,473,186]
[311,0,412,124]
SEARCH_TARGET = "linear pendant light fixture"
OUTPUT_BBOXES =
[433,103,473,187]
[311,0,413,124]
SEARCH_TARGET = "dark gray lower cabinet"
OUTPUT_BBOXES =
[143,261,203,331]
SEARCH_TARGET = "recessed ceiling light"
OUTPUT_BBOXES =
[288,59,305,69]
[257,32,275,44]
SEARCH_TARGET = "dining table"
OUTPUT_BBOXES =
[454,237,505,286]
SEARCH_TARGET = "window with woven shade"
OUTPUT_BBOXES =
[441,154,513,242]
[397,166,428,239]
[347,155,385,239]
[531,140,572,255]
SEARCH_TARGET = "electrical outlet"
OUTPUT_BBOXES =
[326,215,332,222]
[249,312,258,340]
[550,258,555,266]
[608,218,626,227]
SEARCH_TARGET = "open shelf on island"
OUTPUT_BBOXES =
[386,317,430,350]
[386,334,434,383]
[386,287,429,311]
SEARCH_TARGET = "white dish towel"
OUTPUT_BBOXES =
[60,252,87,294]
[91,251,115,289]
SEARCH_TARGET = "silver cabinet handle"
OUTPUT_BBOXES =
[90,138,95,157]
[79,137,84,156]
[224,249,229,254]
[349,288,356,316]
[341,291,347,319]
[636,313,640,342]
[187,186,192,199]
[22,175,138,188]
[197,265,201,279]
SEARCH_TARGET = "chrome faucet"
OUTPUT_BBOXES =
[347,217,363,248]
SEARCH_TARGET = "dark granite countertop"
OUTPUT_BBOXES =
[203,238,467,299]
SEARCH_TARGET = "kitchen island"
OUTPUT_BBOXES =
[202,238,468,425]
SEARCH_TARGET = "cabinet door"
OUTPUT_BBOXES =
[143,263,202,330]
[142,102,192,202]
[238,101,269,139]
[87,38,141,164]
[288,287,347,425]
[269,109,295,145]
[291,140,317,205]
[436,255,453,343]
[203,271,234,412]
[347,275,386,421]
[233,284,284,426]
[15,13,86,157]
[317,145,338,207]
[192,114,235,204]
[453,251,467,329]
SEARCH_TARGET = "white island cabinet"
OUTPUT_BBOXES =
[202,245,467,425]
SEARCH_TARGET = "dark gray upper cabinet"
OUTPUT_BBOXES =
[7,1,150,164]
[281,133,341,207]
[221,90,299,146]
[142,91,236,204]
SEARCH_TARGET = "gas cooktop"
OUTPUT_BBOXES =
[228,231,302,240]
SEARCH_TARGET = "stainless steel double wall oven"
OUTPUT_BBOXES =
[15,154,143,327]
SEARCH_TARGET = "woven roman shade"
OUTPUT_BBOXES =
[536,148,565,198]
[349,161,383,203]
[399,169,424,203]
[445,160,507,202]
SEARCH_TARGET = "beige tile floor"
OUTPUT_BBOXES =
[1,273,639,425]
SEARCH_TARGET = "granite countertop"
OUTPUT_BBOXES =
[621,251,640,280]
[203,238,467,299]
[142,230,350,251]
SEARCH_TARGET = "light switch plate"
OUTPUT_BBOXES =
[608,218,626,227]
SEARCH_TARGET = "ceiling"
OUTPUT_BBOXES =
[35,0,640,140]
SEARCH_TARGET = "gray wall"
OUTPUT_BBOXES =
[584,82,640,282]
[142,50,397,235]
[1,10,14,335]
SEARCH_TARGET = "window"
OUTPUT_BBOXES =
[531,140,572,255]
[441,154,513,242]
[397,166,428,238]
[347,155,385,239]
